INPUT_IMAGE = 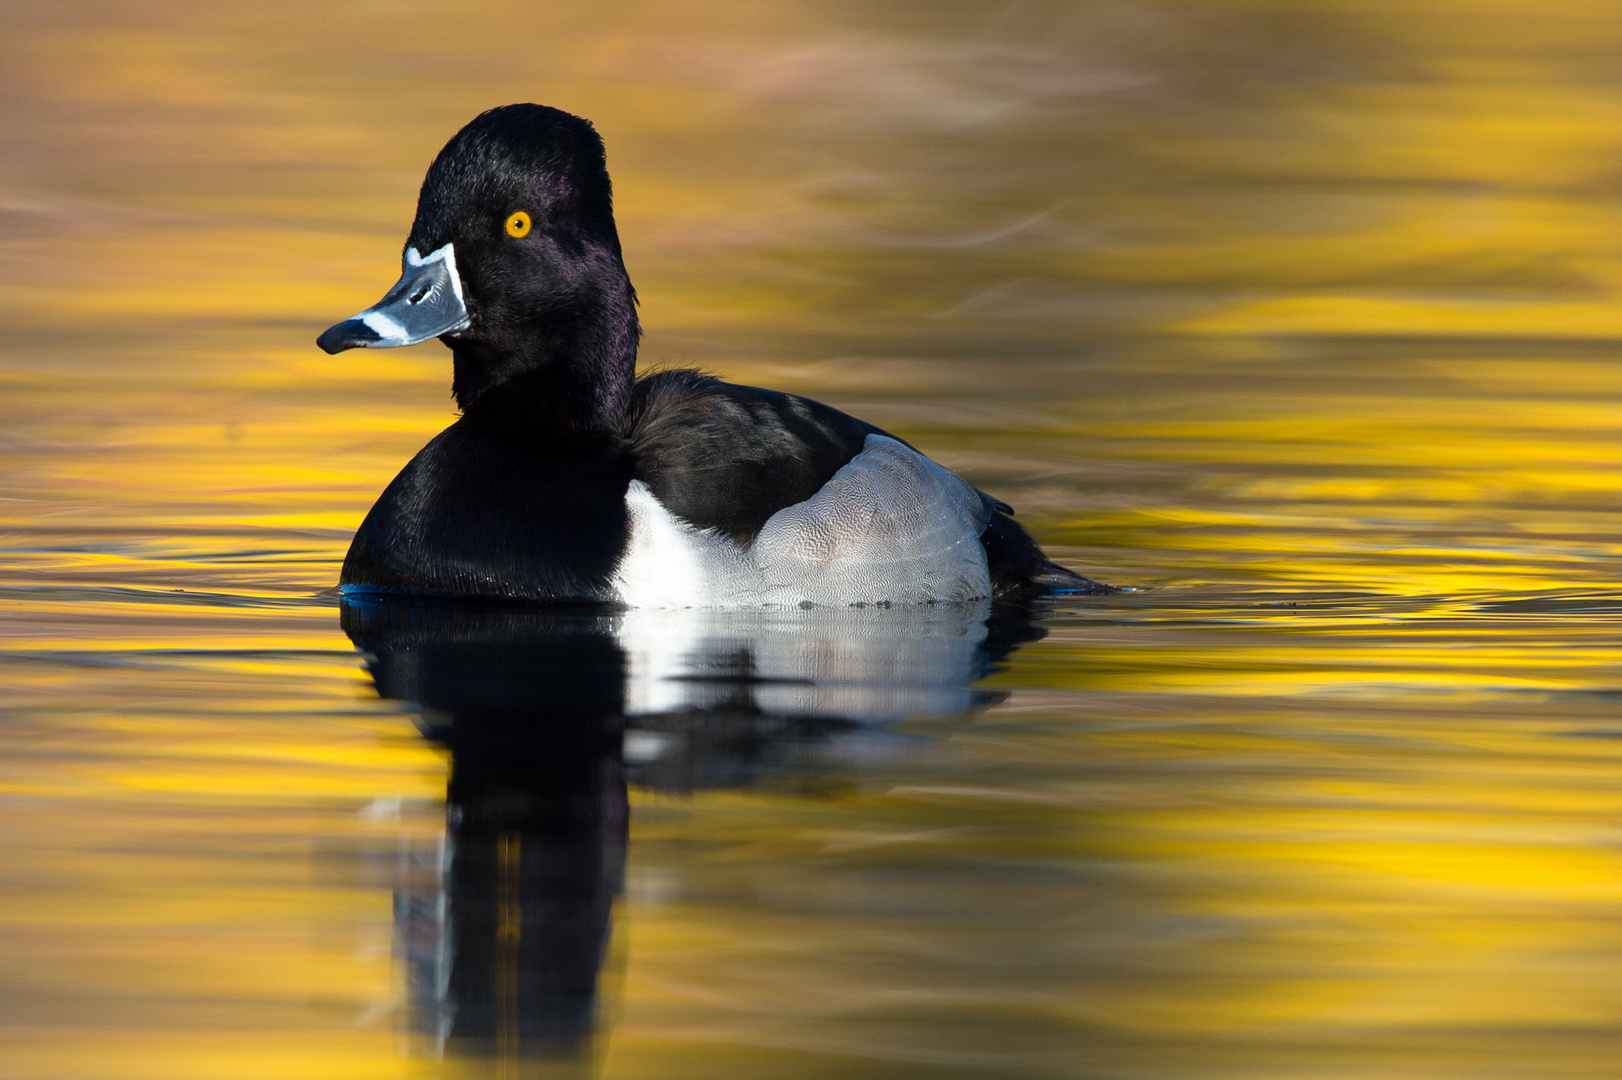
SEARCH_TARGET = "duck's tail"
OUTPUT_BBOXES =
[979,500,1116,597]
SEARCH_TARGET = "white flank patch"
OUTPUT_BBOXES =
[611,481,747,608]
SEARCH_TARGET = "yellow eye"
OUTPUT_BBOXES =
[505,210,532,238]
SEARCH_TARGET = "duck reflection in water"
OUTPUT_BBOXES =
[341,596,1048,1071]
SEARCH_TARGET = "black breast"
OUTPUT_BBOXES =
[341,412,633,601]
[623,370,888,542]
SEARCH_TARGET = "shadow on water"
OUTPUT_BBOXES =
[339,596,1049,1073]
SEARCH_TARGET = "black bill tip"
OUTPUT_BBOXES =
[317,318,382,355]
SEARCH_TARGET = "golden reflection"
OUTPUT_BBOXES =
[3,0,1622,1076]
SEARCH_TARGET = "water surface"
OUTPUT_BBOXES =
[3,1,1622,1076]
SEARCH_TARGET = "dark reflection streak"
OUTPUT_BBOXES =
[344,600,628,1068]
[341,595,1047,1070]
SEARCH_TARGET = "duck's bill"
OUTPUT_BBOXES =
[316,243,471,354]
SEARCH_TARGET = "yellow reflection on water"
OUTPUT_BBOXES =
[2,0,1622,1076]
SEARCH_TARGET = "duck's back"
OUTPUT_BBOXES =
[621,370,1108,601]
[623,369,883,544]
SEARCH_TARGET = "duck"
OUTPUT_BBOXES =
[318,104,1110,607]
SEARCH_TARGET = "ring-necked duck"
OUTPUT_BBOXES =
[318,104,1110,606]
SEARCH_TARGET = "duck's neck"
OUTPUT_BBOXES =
[450,281,640,436]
